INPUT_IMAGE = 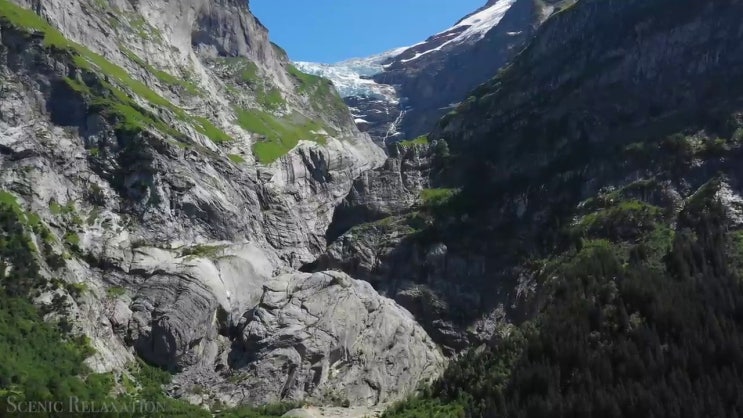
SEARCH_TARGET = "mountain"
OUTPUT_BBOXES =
[325,0,743,415]
[5,0,743,416]
[0,0,444,414]
[298,0,572,147]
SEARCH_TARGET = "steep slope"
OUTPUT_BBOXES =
[377,0,743,415]
[296,50,405,147]
[299,0,571,147]
[0,0,443,412]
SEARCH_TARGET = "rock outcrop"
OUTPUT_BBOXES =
[313,140,509,354]
[326,143,434,241]
[206,271,444,407]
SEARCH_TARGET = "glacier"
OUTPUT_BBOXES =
[295,47,405,99]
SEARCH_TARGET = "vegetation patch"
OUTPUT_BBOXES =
[257,87,284,110]
[216,57,286,111]
[49,199,76,216]
[106,286,126,298]
[236,108,328,164]
[121,47,200,96]
[386,181,743,417]
[571,199,663,241]
[398,135,429,148]
[240,61,260,84]
[126,14,164,43]
[192,116,231,144]
[420,188,459,208]
[287,64,347,115]
[0,189,213,417]
[227,154,246,164]
[180,244,226,259]
[63,231,81,247]
[0,1,230,144]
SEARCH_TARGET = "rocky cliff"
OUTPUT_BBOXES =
[0,0,444,411]
[379,0,743,415]
[312,0,743,358]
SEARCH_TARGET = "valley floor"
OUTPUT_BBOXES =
[283,405,387,418]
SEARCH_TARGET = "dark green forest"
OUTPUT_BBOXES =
[385,176,743,418]
[382,0,743,415]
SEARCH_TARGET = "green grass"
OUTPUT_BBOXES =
[1,1,230,144]
[193,116,231,144]
[127,14,163,42]
[216,58,285,111]
[121,47,201,95]
[0,192,49,232]
[570,199,664,243]
[91,0,108,10]
[64,76,91,94]
[257,87,284,110]
[0,191,20,211]
[240,61,260,84]
[215,57,260,85]
[63,231,80,247]
[0,0,70,48]
[106,286,126,298]
[286,64,347,115]
[236,108,327,164]
[228,154,246,164]
[420,188,458,207]
[287,64,327,93]
[180,244,226,259]
[73,49,173,109]
[399,135,429,148]
[49,199,76,216]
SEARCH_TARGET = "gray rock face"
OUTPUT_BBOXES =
[345,95,405,147]
[227,271,445,406]
[322,218,506,354]
[311,140,511,354]
[327,143,434,241]
[0,0,440,410]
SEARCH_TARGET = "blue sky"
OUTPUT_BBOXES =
[250,0,486,62]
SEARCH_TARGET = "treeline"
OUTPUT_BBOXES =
[385,187,743,418]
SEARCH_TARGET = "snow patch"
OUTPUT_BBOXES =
[400,0,517,63]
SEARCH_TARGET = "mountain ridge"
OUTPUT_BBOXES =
[297,0,553,147]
